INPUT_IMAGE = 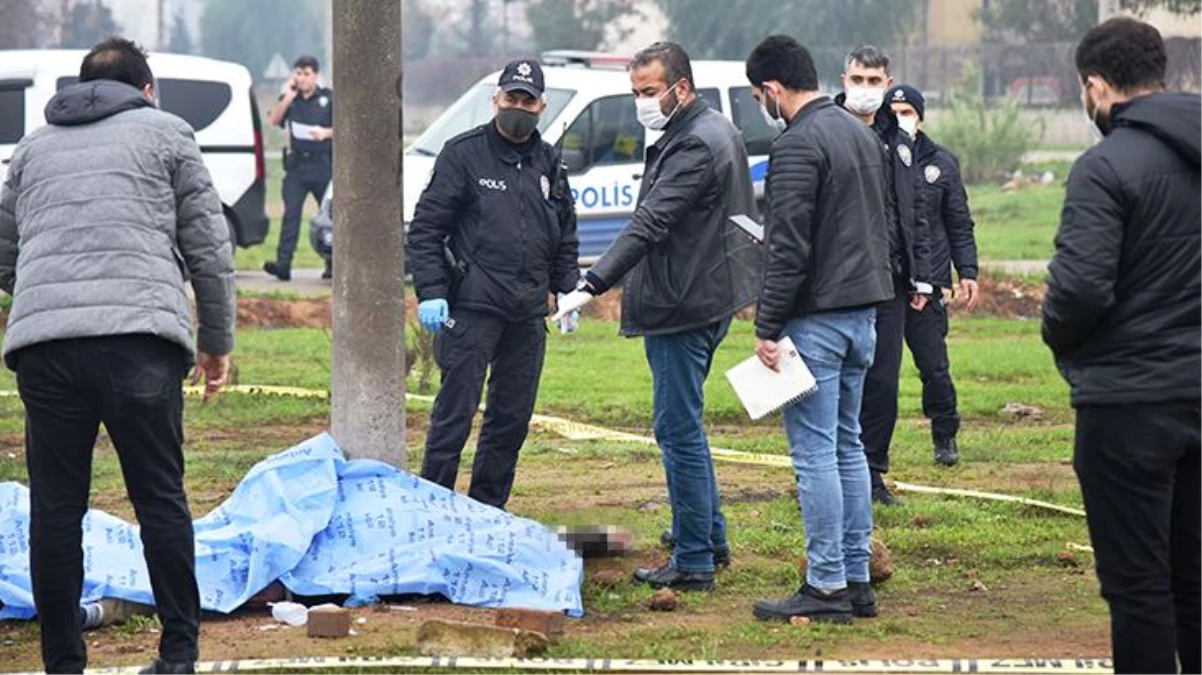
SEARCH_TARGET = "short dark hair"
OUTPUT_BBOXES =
[79,37,153,90]
[746,35,818,92]
[629,41,694,89]
[845,44,890,74]
[293,55,320,72]
[1075,17,1166,92]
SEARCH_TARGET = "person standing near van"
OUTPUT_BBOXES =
[407,59,579,510]
[264,55,332,281]
[569,42,760,591]
[0,38,234,674]
[886,84,979,468]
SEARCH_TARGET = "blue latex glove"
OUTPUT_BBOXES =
[418,298,449,333]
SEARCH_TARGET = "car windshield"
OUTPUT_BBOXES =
[409,83,575,156]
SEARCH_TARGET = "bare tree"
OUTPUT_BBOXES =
[0,0,56,48]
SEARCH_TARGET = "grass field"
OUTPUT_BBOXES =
[0,313,1108,669]
[234,157,1069,273]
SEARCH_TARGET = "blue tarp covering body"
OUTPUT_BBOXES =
[0,434,583,620]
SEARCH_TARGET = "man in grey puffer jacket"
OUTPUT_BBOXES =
[0,38,234,675]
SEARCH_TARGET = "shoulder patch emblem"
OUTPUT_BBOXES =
[540,174,551,201]
[925,165,941,184]
[319,96,329,108]
[897,144,912,167]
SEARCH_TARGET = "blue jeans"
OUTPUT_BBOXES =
[781,308,877,591]
[644,318,731,573]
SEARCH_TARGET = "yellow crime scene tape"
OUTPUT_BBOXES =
[6,655,1109,675]
[3,385,1088,517]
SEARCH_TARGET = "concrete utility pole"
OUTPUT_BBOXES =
[330,0,406,464]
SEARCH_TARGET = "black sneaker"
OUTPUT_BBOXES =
[753,584,854,624]
[139,658,195,674]
[321,262,332,280]
[848,581,878,618]
[934,437,960,466]
[263,261,291,281]
[632,562,714,591]
[658,531,731,568]
[872,484,901,506]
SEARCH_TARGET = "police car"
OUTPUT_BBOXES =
[0,50,270,251]
[401,51,777,262]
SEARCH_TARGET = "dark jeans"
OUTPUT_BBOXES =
[643,318,731,573]
[15,335,199,673]
[903,294,960,443]
[861,283,908,480]
[421,309,547,509]
[1074,402,1201,674]
[276,164,330,267]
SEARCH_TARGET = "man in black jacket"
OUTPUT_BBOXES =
[887,84,980,467]
[575,42,760,591]
[407,59,579,510]
[745,35,893,624]
[1043,18,1199,674]
[835,45,933,505]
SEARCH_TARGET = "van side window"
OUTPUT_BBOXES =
[696,87,723,113]
[0,80,28,144]
[561,94,644,172]
[57,77,232,133]
[730,86,778,157]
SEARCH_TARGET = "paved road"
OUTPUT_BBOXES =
[980,260,1049,277]
[236,268,331,297]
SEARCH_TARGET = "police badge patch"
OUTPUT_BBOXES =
[540,175,551,201]
[897,144,912,167]
[319,96,329,107]
[925,165,941,184]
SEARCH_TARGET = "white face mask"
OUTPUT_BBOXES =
[897,115,919,139]
[635,86,681,131]
[845,86,885,115]
[759,87,786,133]
[1081,82,1105,143]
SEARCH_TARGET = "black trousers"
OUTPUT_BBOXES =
[420,309,547,509]
[15,335,199,674]
[861,283,908,480]
[903,294,960,443]
[276,162,330,268]
[1074,402,1200,674]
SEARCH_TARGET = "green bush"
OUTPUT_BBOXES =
[929,64,1043,184]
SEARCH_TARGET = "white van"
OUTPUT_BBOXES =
[0,50,269,250]
[401,51,778,262]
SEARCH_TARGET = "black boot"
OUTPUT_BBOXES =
[139,658,195,674]
[848,581,878,618]
[934,437,960,467]
[632,562,714,591]
[870,471,901,506]
[263,261,291,281]
[321,260,332,280]
[753,584,854,624]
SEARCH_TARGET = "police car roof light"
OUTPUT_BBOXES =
[540,50,630,69]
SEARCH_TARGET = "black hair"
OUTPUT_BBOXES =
[293,55,320,72]
[845,44,890,75]
[79,37,153,89]
[629,41,694,89]
[746,34,819,91]
[1075,17,1166,91]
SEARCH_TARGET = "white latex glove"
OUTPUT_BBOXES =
[556,294,580,334]
[551,289,593,322]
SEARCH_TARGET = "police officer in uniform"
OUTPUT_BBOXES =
[887,84,980,468]
[834,45,934,505]
[407,60,580,509]
[265,55,333,281]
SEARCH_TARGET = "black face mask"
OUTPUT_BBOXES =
[496,107,539,140]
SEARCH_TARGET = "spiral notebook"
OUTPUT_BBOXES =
[725,336,818,420]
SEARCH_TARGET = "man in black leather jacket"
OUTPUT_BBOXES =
[1043,18,1200,674]
[887,84,980,468]
[745,35,893,625]
[835,44,934,505]
[580,42,761,592]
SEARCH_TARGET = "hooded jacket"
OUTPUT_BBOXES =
[1042,92,1201,406]
[0,80,235,367]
